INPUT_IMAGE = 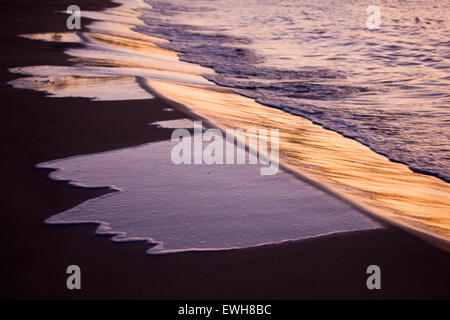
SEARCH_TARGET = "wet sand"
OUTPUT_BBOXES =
[0,0,449,299]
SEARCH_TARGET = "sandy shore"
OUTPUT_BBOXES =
[0,0,449,299]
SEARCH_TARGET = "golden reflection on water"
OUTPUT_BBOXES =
[11,0,450,250]
[148,79,450,246]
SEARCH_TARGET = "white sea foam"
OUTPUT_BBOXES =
[39,134,381,254]
[11,0,449,252]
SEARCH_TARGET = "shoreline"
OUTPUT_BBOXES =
[10,0,450,250]
[0,0,449,299]
[143,78,450,252]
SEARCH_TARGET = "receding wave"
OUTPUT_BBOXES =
[8,0,450,252]
[137,0,450,182]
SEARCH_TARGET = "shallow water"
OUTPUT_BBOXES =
[8,0,450,251]
[138,0,450,182]
[39,125,380,253]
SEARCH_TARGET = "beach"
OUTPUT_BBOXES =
[0,0,449,299]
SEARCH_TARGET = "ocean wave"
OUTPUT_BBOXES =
[138,0,450,182]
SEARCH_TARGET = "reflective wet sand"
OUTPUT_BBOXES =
[148,79,450,251]
[9,0,449,251]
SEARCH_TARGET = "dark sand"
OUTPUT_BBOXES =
[0,0,449,299]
